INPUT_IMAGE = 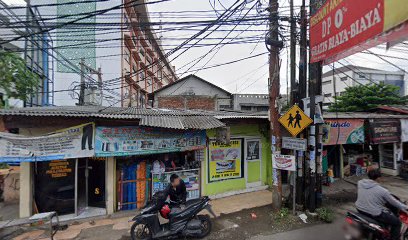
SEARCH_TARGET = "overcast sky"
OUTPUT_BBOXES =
[4,0,408,96]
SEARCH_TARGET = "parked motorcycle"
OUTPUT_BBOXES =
[130,191,216,239]
[344,196,408,240]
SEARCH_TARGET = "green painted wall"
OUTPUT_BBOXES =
[202,123,272,196]
[247,161,260,183]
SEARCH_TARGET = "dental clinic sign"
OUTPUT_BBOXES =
[310,0,408,64]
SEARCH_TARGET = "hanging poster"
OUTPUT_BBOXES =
[0,123,95,162]
[246,140,261,161]
[322,119,365,145]
[401,119,408,142]
[208,139,243,182]
[95,126,206,157]
[310,0,408,64]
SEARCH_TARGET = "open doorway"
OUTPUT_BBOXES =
[76,158,106,216]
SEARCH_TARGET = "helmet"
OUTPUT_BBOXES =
[160,204,171,219]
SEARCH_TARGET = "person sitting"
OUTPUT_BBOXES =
[355,168,408,239]
[166,173,187,206]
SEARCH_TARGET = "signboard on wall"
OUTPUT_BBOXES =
[0,123,95,162]
[95,126,206,157]
[310,0,408,64]
[272,153,296,172]
[369,119,401,144]
[208,139,243,182]
[322,119,365,145]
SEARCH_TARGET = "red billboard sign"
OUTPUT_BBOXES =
[310,0,408,64]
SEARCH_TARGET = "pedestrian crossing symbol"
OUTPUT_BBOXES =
[279,105,312,137]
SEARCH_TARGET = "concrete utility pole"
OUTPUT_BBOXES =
[289,0,297,104]
[297,0,308,206]
[78,58,103,106]
[268,0,282,210]
[79,58,85,106]
[308,0,323,212]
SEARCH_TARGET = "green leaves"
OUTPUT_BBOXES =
[0,51,40,105]
[329,82,407,112]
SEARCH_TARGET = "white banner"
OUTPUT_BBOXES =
[272,153,296,172]
[0,123,95,162]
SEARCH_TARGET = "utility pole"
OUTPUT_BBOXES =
[297,0,308,206]
[268,0,282,210]
[289,0,297,104]
[79,58,85,106]
[308,0,323,212]
[78,59,103,106]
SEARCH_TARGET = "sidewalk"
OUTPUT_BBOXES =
[6,190,272,240]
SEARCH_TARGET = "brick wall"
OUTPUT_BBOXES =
[157,96,216,110]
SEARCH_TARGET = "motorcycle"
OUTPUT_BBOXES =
[344,196,408,240]
[130,191,216,240]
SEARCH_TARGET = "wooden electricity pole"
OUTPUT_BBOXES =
[268,0,282,210]
[308,0,323,212]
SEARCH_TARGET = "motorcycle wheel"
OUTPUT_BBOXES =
[130,222,152,240]
[196,215,212,239]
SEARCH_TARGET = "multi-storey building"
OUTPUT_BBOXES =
[0,2,52,107]
[30,0,177,107]
[322,65,405,109]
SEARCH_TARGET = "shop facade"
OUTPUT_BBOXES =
[202,120,271,198]
[368,119,401,176]
[322,118,367,178]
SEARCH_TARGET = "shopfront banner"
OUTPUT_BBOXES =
[272,153,296,172]
[322,119,365,145]
[310,0,408,64]
[369,119,401,144]
[208,139,243,182]
[0,123,95,162]
[95,126,206,157]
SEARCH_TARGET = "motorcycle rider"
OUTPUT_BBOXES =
[356,168,408,239]
[166,174,187,206]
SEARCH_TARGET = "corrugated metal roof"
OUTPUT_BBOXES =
[0,106,226,130]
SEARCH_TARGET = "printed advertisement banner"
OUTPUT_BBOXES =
[322,119,365,145]
[310,0,408,64]
[0,123,95,162]
[272,153,296,172]
[369,119,401,144]
[208,139,243,182]
[95,126,206,157]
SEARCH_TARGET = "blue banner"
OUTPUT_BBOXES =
[95,126,206,157]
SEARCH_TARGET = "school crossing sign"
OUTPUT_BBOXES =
[279,105,312,137]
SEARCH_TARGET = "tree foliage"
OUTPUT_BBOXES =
[0,51,40,106]
[329,82,408,112]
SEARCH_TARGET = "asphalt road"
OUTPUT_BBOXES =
[250,216,346,240]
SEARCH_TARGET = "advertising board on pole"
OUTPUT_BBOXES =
[282,137,307,151]
[272,153,296,172]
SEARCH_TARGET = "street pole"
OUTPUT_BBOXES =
[268,0,282,211]
[308,0,323,212]
[297,0,307,206]
[79,58,85,106]
[289,0,297,104]
[289,0,297,215]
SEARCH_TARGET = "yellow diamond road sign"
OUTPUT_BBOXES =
[279,105,313,137]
